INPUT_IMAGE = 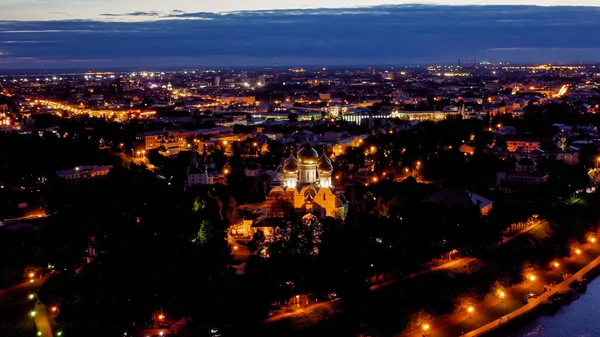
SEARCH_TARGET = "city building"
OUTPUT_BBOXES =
[423,188,493,215]
[496,157,549,188]
[506,138,541,153]
[186,151,225,187]
[56,165,113,180]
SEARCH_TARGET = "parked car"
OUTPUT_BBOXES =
[524,293,538,300]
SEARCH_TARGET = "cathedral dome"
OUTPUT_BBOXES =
[317,153,333,174]
[283,154,299,173]
[297,142,319,164]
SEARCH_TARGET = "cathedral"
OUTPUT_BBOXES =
[266,142,348,219]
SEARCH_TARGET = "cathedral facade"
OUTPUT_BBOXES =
[266,142,348,219]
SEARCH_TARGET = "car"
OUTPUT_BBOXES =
[209,327,222,337]
[524,293,538,300]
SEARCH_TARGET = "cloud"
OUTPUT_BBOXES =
[100,11,162,17]
[0,5,599,69]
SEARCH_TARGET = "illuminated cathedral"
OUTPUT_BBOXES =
[266,142,348,219]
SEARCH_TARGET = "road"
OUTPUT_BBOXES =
[0,265,86,337]
[263,300,337,323]
[34,301,53,337]
[399,230,600,337]
[0,278,50,337]
[462,251,600,337]
[266,258,477,323]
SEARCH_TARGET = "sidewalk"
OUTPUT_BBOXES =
[398,231,600,337]
[462,253,600,337]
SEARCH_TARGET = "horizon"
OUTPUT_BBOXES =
[1,61,599,76]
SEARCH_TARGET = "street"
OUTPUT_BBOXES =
[0,265,86,337]
[0,278,50,337]
[266,257,478,324]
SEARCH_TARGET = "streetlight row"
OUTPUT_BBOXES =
[419,235,598,334]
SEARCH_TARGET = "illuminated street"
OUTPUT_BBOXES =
[0,279,48,337]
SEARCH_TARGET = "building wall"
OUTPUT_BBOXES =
[506,140,541,152]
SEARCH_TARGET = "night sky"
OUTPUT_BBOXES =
[1,3,599,69]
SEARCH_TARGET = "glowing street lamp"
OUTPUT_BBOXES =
[467,306,474,317]
[28,272,35,278]
[553,261,560,268]
[499,291,505,300]
[30,310,36,317]
[590,237,596,243]
[29,293,35,300]
[576,249,582,255]
[529,275,536,282]
[422,324,430,331]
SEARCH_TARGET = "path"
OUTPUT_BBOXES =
[266,258,477,323]
[461,253,600,337]
[34,301,53,337]
[263,300,337,323]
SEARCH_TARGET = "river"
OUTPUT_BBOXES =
[509,275,600,337]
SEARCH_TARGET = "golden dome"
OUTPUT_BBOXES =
[317,153,333,173]
[283,154,299,173]
[297,141,319,164]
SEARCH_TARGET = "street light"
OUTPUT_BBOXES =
[30,310,36,317]
[553,261,560,268]
[422,324,430,331]
[590,237,596,243]
[467,306,474,317]
[499,291,505,300]
[529,275,536,282]
[29,293,35,300]
[576,249,582,255]
[29,272,35,278]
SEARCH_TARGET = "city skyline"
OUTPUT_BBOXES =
[1,4,600,69]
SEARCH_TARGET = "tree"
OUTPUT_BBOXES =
[288,112,298,122]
